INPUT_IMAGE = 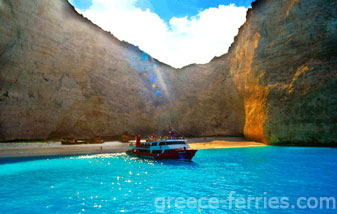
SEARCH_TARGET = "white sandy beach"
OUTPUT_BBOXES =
[0,137,265,157]
[188,137,265,149]
[0,141,128,157]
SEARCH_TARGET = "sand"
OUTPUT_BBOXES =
[0,141,128,157]
[187,137,265,150]
[0,137,265,158]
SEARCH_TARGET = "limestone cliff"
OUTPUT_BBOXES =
[0,0,243,140]
[0,0,336,145]
[223,0,337,145]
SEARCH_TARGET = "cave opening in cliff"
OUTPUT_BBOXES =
[69,0,254,68]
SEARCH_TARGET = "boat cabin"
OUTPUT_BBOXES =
[128,139,189,154]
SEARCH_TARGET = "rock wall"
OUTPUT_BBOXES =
[0,0,336,145]
[225,0,337,145]
[0,0,244,141]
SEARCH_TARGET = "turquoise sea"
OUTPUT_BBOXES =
[0,146,336,213]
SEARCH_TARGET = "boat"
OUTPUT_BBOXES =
[126,138,197,161]
[61,137,103,145]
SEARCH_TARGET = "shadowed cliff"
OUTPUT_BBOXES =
[0,0,244,140]
[0,0,336,145]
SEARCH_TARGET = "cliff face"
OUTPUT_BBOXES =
[224,0,337,145]
[0,0,336,145]
[0,0,167,140]
[0,0,243,140]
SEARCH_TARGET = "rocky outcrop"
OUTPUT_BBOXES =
[0,0,336,145]
[0,0,169,140]
[224,0,337,145]
[0,0,243,141]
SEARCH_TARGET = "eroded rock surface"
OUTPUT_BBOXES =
[0,0,336,145]
[225,0,337,145]
[0,0,243,140]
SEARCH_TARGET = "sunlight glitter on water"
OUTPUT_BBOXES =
[0,147,337,213]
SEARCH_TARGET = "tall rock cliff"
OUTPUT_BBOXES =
[0,0,243,141]
[224,0,337,145]
[0,0,336,145]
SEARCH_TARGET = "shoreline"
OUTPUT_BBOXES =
[188,137,265,150]
[0,137,265,158]
[0,141,128,158]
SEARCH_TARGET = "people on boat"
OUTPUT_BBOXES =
[136,134,141,147]
[168,125,176,139]
[126,136,197,161]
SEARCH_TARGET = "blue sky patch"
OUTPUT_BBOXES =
[70,0,254,22]
[135,0,254,23]
[69,0,93,11]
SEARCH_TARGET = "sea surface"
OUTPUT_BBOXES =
[0,146,336,213]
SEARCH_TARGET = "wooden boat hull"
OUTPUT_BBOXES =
[126,149,197,161]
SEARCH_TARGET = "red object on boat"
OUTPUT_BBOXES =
[136,135,141,147]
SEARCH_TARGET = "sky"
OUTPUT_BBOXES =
[69,0,254,68]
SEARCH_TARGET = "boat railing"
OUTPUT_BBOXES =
[128,142,151,148]
[150,137,185,141]
[128,137,186,147]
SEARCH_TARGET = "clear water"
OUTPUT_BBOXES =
[0,146,336,214]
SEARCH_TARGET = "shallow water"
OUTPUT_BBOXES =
[0,146,336,213]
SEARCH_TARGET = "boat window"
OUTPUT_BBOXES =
[158,141,186,145]
[171,141,185,145]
